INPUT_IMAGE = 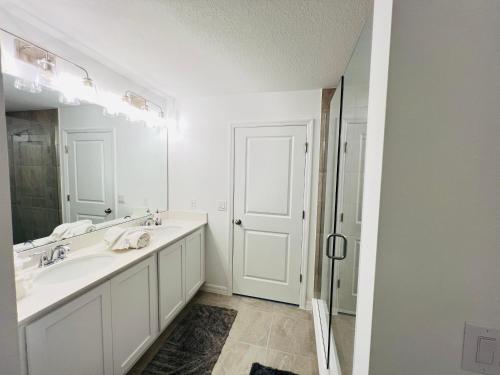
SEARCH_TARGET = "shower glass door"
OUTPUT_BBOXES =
[316,15,372,375]
[318,75,344,369]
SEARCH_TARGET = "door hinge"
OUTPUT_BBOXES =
[337,279,341,289]
[302,210,305,219]
[305,142,308,153]
[343,141,348,153]
[340,212,344,222]
[300,274,303,283]
[64,145,68,154]
[66,194,70,202]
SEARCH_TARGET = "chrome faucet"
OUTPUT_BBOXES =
[37,244,71,268]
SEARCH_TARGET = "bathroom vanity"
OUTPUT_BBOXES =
[16,211,207,375]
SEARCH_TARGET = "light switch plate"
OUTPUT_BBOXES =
[462,322,500,374]
[217,200,227,211]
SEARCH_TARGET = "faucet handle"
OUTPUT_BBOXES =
[53,244,71,260]
[31,250,49,268]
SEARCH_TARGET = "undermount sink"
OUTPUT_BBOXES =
[35,255,114,285]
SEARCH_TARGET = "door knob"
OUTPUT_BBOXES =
[234,219,242,225]
[104,208,112,215]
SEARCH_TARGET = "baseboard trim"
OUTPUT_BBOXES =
[201,283,229,295]
[337,308,356,315]
[305,299,313,311]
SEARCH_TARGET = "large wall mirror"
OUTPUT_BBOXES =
[1,31,169,252]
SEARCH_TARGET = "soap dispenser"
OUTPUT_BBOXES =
[154,209,162,226]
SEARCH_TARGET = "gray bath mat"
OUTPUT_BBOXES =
[142,303,237,374]
[249,363,299,375]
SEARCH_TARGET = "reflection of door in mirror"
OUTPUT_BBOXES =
[336,120,366,314]
[64,130,116,223]
[6,110,61,244]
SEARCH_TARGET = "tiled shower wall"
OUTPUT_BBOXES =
[313,88,335,298]
[6,109,61,244]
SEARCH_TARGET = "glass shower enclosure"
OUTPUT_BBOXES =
[313,16,372,375]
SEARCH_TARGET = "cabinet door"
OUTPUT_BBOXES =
[185,228,205,301]
[110,255,158,375]
[26,282,113,375]
[158,240,185,331]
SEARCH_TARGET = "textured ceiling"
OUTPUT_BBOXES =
[1,0,371,98]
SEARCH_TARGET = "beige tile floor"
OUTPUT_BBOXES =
[332,313,355,375]
[128,291,319,375]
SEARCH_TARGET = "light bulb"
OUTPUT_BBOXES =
[58,93,80,106]
[14,78,42,93]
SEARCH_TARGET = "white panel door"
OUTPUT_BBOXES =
[184,228,205,301]
[110,255,158,375]
[337,121,367,313]
[26,282,113,375]
[233,125,307,305]
[159,239,185,331]
[65,130,115,223]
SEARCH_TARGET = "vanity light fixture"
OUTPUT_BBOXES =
[0,27,95,93]
[122,91,165,119]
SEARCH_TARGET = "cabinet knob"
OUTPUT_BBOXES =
[234,219,242,225]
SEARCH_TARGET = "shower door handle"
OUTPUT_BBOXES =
[326,233,348,260]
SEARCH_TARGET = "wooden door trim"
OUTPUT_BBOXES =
[228,120,314,309]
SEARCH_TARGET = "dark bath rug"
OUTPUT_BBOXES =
[141,303,237,375]
[249,363,299,375]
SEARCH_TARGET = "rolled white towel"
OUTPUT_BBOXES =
[65,221,96,238]
[104,227,151,251]
[123,230,151,249]
[104,226,127,248]
[50,220,96,241]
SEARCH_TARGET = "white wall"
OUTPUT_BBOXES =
[169,90,322,301]
[59,105,168,218]
[0,56,21,375]
[370,1,500,374]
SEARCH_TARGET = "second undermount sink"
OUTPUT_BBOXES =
[35,255,114,285]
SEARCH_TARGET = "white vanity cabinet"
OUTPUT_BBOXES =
[25,282,113,375]
[158,239,185,331]
[110,255,158,375]
[184,228,205,301]
[22,225,206,375]
[158,227,205,331]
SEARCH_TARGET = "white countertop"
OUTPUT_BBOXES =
[16,211,207,326]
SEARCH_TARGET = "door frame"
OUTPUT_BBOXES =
[60,128,117,223]
[227,120,314,309]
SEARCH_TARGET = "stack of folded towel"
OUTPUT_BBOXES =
[15,273,33,300]
[104,226,151,251]
[50,220,96,241]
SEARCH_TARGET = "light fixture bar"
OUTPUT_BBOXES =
[123,90,164,118]
[0,27,93,82]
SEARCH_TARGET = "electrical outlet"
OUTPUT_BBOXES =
[190,200,197,209]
